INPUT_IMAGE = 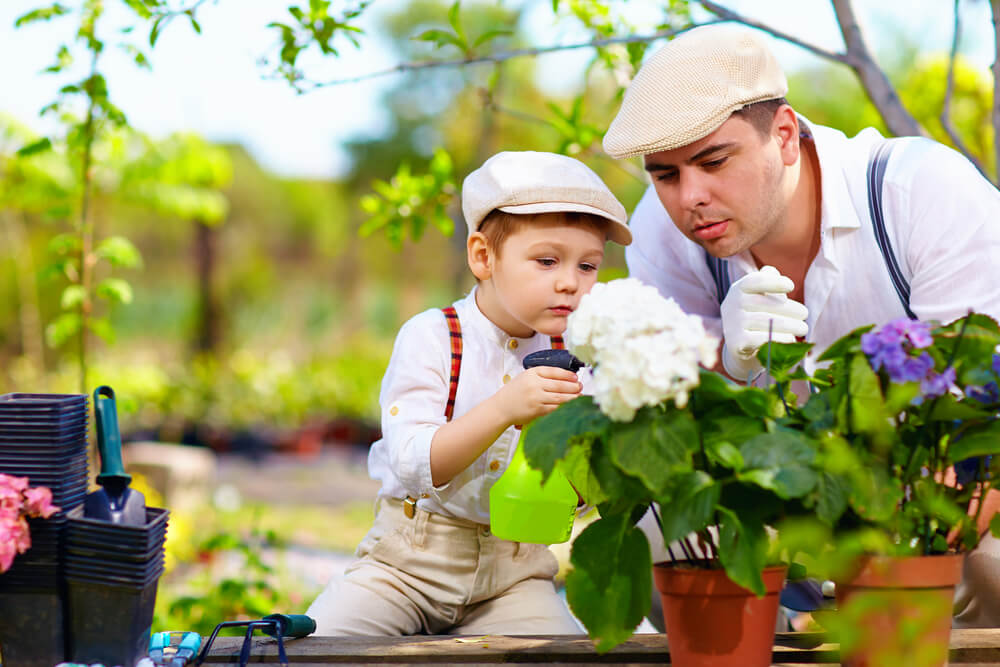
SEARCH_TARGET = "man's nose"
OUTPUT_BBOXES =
[678,169,710,210]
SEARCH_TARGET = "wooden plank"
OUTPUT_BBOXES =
[200,629,1000,665]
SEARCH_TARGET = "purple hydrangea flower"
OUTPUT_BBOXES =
[993,354,1000,376]
[921,366,955,399]
[862,319,938,385]
[966,382,1000,404]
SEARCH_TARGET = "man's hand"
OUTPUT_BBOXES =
[495,366,581,426]
[721,265,809,381]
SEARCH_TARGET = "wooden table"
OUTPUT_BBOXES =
[201,629,1000,665]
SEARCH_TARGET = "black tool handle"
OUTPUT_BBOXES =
[523,349,584,372]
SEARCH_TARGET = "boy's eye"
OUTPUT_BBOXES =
[579,263,598,272]
[536,258,556,267]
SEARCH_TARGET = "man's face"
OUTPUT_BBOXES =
[643,114,789,259]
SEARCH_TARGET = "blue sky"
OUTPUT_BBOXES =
[0,1,994,180]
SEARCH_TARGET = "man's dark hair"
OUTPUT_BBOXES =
[732,97,789,137]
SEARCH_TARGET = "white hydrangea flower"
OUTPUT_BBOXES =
[567,278,718,422]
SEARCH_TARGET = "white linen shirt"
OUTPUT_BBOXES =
[367,287,571,525]
[625,119,1000,367]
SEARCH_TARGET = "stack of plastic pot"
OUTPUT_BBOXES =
[0,393,90,667]
[63,505,169,666]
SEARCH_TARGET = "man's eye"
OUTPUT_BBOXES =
[536,258,556,267]
[703,157,727,169]
[655,172,677,182]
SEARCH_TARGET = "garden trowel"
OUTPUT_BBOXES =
[84,385,146,525]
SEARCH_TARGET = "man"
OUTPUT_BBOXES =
[603,22,1000,627]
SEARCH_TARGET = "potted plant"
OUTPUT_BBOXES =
[766,314,1000,667]
[523,279,828,666]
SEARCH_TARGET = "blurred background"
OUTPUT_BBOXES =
[0,0,997,634]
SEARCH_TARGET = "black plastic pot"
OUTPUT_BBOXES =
[65,576,158,667]
[0,589,66,667]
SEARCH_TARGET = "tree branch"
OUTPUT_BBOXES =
[279,24,712,90]
[697,0,852,66]
[940,0,987,177]
[830,0,925,137]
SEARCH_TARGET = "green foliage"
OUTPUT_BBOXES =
[358,148,456,247]
[523,369,826,650]
[777,313,1000,557]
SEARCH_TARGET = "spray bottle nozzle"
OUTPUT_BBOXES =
[522,349,585,372]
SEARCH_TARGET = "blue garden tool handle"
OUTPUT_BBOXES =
[94,385,131,487]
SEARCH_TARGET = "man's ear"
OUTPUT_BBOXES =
[772,104,800,166]
[467,232,493,280]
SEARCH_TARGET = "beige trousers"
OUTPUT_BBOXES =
[306,497,582,636]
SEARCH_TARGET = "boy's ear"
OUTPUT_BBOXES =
[467,232,493,280]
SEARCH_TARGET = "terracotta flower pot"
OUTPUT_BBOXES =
[653,562,787,667]
[835,553,963,667]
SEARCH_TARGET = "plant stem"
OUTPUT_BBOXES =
[649,503,678,566]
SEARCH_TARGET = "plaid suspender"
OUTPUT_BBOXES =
[440,307,567,421]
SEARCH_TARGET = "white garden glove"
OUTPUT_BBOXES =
[720,265,809,381]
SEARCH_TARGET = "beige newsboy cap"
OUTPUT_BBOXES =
[461,151,631,245]
[603,24,788,159]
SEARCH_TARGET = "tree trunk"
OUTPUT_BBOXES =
[193,219,221,355]
[1,211,45,376]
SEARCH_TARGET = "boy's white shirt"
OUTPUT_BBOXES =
[367,285,588,525]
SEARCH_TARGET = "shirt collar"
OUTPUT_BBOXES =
[459,285,545,349]
[803,116,861,233]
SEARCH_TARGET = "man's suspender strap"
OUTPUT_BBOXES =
[702,139,914,318]
[442,307,463,422]
[867,140,915,318]
[439,307,565,421]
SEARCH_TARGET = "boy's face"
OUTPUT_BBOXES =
[473,216,606,338]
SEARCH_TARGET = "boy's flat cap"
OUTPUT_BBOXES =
[462,151,631,245]
[603,24,788,159]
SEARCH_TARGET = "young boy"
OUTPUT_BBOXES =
[306,151,631,636]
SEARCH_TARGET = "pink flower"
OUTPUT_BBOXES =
[0,476,60,573]
[23,486,58,519]
[0,474,29,492]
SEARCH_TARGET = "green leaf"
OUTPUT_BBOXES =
[738,431,819,499]
[523,396,607,479]
[817,325,872,362]
[848,354,889,441]
[96,278,133,305]
[14,4,70,28]
[607,406,698,494]
[756,340,813,377]
[472,28,512,48]
[95,236,143,268]
[704,440,744,471]
[558,438,607,506]
[716,507,767,596]
[656,471,719,544]
[16,137,52,157]
[948,420,1000,461]
[45,312,81,348]
[88,317,115,344]
[929,393,992,422]
[990,513,1000,539]
[566,514,651,652]
[815,471,849,524]
[60,285,86,310]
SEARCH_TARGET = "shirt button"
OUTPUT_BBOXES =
[502,374,511,384]
[489,460,500,471]
[389,406,399,416]
[508,339,518,350]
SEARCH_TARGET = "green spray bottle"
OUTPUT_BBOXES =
[489,349,583,544]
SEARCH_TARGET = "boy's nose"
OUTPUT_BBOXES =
[555,268,579,292]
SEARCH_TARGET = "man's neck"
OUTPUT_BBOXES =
[751,137,822,303]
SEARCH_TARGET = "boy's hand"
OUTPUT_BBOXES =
[496,366,581,426]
